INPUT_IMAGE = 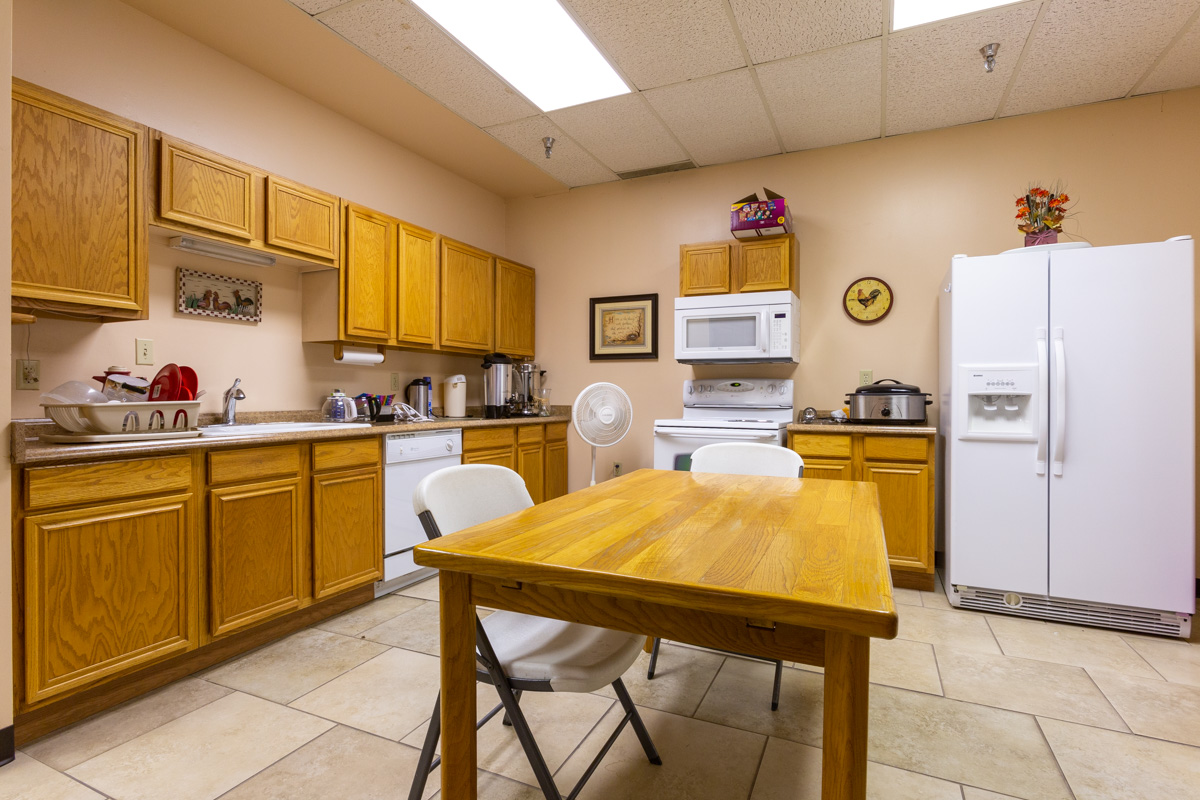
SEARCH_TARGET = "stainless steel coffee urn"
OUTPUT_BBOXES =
[513,362,544,417]
[406,377,432,418]
[481,353,514,419]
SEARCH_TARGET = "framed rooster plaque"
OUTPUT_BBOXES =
[843,277,893,324]
[177,268,262,322]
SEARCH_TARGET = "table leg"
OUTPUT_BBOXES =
[821,631,870,800]
[440,570,477,799]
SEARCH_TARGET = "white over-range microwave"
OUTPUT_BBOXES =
[674,290,800,364]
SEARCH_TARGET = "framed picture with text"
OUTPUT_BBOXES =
[589,293,658,361]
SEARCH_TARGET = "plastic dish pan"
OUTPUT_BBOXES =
[43,400,202,434]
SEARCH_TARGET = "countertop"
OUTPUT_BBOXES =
[12,407,572,466]
[787,419,937,436]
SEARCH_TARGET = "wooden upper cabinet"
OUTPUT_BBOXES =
[342,203,395,343]
[159,136,254,240]
[495,258,535,359]
[440,238,494,353]
[12,79,147,317]
[680,243,733,296]
[396,222,439,347]
[266,176,338,260]
[737,235,794,293]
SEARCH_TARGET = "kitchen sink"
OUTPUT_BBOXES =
[199,421,373,436]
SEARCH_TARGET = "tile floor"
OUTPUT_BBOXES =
[6,572,1200,800]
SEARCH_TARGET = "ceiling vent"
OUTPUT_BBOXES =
[616,161,697,180]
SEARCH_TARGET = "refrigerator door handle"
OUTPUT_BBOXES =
[1036,327,1048,475]
[1052,327,1066,476]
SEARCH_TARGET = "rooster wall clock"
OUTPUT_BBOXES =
[843,277,893,323]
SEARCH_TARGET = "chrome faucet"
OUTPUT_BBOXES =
[222,378,246,425]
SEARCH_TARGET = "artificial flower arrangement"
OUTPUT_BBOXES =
[1016,185,1072,245]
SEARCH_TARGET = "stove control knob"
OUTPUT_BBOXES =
[687,386,693,395]
[766,384,776,394]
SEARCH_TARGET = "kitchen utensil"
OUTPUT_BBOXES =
[536,388,551,417]
[801,406,817,423]
[481,353,514,419]
[513,362,542,417]
[179,366,198,400]
[845,379,931,423]
[149,364,182,402]
[320,389,358,422]
[91,366,131,385]
[43,380,108,405]
[406,378,432,419]
[442,374,467,418]
[354,393,382,421]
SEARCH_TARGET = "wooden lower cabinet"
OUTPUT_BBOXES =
[789,429,936,590]
[22,494,197,704]
[208,478,304,637]
[463,422,568,502]
[313,466,382,599]
[545,423,569,501]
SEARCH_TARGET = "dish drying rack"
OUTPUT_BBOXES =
[41,400,203,443]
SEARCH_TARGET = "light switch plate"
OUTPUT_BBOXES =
[859,369,873,386]
[136,338,154,365]
[16,359,40,390]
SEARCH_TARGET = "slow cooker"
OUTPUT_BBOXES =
[846,379,931,423]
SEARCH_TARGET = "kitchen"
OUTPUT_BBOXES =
[3,0,1200,798]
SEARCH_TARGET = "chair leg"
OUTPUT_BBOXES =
[646,637,661,679]
[407,693,442,800]
[491,676,562,799]
[771,660,783,711]
[612,678,662,766]
[502,688,521,727]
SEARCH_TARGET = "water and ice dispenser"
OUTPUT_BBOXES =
[959,366,1038,440]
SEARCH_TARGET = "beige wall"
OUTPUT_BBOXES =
[10,0,511,420]
[506,89,1200,538]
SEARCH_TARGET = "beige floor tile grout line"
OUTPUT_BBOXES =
[1125,4,1200,98]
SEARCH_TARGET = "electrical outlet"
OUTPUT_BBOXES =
[136,338,154,366]
[859,369,873,386]
[390,372,401,393]
[613,462,622,477]
[16,359,40,390]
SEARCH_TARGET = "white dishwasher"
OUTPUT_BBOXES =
[377,428,462,596]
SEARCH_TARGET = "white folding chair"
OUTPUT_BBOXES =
[408,464,660,800]
[647,442,804,711]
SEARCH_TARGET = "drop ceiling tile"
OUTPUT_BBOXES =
[1001,0,1200,117]
[644,70,781,166]
[758,40,882,151]
[287,0,345,14]
[886,4,1039,136]
[547,94,686,174]
[485,117,618,188]
[730,0,883,63]
[1136,13,1200,95]
[319,0,538,128]
[564,0,744,89]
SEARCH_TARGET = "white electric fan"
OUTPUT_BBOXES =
[572,382,633,486]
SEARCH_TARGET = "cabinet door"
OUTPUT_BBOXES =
[516,444,545,504]
[23,495,196,704]
[862,461,932,573]
[343,203,395,343]
[800,458,853,482]
[12,80,147,314]
[679,243,732,296]
[463,448,515,470]
[495,258,536,359]
[737,236,793,293]
[266,176,338,260]
[396,222,439,347]
[160,136,254,239]
[313,468,382,600]
[440,238,495,352]
[544,440,568,501]
[209,478,304,637]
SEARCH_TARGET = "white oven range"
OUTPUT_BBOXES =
[653,379,794,471]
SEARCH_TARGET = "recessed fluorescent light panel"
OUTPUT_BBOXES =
[410,0,629,112]
[892,0,1020,31]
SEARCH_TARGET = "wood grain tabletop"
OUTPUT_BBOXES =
[415,468,898,639]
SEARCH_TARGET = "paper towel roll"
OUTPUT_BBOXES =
[334,345,384,366]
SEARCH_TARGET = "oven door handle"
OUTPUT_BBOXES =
[654,429,779,440]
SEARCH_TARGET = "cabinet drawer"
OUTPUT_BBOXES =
[313,438,380,472]
[517,425,545,445]
[208,445,302,484]
[863,436,928,463]
[25,456,192,511]
[789,434,851,458]
[464,427,515,452]
[546,422,568,443]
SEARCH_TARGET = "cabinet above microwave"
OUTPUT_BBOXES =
[675,290,799,365]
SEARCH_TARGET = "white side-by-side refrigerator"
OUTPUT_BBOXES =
[939,237,1195,637]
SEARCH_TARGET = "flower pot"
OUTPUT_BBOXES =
[1025,230,1058,247]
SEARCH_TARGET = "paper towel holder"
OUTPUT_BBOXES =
[333,342,387,365]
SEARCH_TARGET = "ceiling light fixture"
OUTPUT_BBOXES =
[980,43,1000,72]
[168,236,277,267]
[409,0,629,112]
[543,137,555,159]
[892,0,1020,31]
